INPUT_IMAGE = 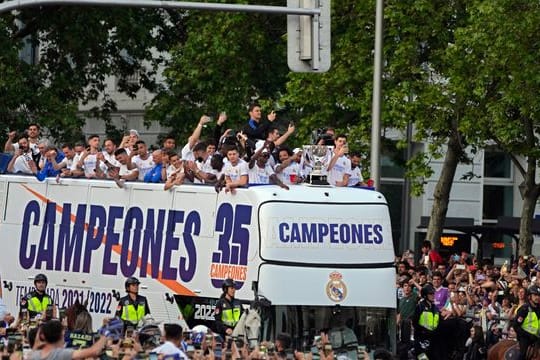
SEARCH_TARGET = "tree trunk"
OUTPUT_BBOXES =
[518,157,540,255]
[426,132,463,249]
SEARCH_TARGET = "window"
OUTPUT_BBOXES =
[483,185,513,220]
[484,148,511,179]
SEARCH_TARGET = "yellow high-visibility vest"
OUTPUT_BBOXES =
[521,310,539,337]
[418,311,439,331]
[221,307,241,327]
[121,303,146,324]
[27,295,51,313]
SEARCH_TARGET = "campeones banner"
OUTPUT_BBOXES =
[15,185,254,295]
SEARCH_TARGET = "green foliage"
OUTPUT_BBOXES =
[283,0,376,151]
[146,0,289,142]
[0,5,185,144]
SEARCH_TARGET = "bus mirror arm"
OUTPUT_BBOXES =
[3,281,12,291]
[165,293,174,304]
[111,289,121,301]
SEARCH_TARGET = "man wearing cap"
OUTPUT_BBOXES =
[213,278,243,338]
[513,285,540,360]
[116,277,151,329]
[20,273,55,321]
[413,284,440,360]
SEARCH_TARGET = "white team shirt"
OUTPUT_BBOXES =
[181,143,195,162]
[10,151,34,174]
[327,154,352,186]
[275,161,301,185]
[223,159,249,182]
[132,154,154,181]
[347,166,364,186]
[248,163,275,184]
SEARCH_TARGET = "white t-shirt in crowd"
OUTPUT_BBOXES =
[152,341,189,360]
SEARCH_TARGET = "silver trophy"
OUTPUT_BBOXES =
[303,145,331,184]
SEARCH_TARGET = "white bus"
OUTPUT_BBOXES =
[0,175,396,351]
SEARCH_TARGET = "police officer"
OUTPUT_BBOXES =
[413,284,440,360]
[20,273,54,321]
[115,277,150,328]
[213,278,243,338]
[514,285,540,360]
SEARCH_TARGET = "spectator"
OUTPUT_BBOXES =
[161,135,177,152]
[248,148,289,190]
[242,103,277,141]
[102,138,120,168]
[152,323,189,359]
[464,325,487,360]
[75,135,105,179]
[143,150,164,183]
[348,152,365,187]
[397,281,417,359]
[419,240,443,270]
[274,147,302,186]
[6,135,34,174]
[119,129,140,155]
[222,146,248,194]
[185,142,216,184]
[112,148,139,187]
[182,115,212,162]
[4,123,41,156]
[31,319,110,359]
[432,271,449,312]
[326,134,352,187]
[129,140,154,181]
[35,145,65,181]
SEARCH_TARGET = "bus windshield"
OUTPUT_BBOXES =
[261,305,396,353]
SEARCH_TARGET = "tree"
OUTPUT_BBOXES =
[145,0,290,143]
[285,0,472,248]
[448,0,540,255]
[0,5,185,144]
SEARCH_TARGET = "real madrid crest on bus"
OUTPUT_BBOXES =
[326,271,347,302]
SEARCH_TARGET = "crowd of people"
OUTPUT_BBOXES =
[397,241,540,360]
[0,272,387,360]
[3,239,540,360]
[1,104,367,190]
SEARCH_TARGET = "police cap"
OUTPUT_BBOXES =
[222,278,235,292]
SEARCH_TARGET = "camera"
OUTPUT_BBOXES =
[312,128,335,146]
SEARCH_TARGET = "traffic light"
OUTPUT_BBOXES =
[287,0,331,73]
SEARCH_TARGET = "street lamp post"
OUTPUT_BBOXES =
[370,0,384,189]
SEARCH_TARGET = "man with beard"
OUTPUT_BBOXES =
[348,152,366,187]
[7,135,35,174]
[4,123,41,156]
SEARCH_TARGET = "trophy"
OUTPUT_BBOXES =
[303,145,331,185]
